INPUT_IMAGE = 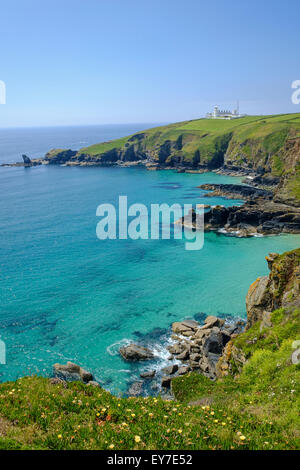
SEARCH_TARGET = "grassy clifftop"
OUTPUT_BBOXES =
[44,113,300,205]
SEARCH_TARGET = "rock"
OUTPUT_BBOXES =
[189,360,200,369]
[80,369,94,383]
[177,366,190,375]
[193,329,207,340]
[87,381,100,387]
[189,353,201,362]
[53,362,93,383]
[172,320,199,334]
[22,154,32,166]
[199,316,224,329]
[161,376,172,388]
[128,381,143,396]
[162,364,178,375]
[203,333,224,355]
[119,344,154,361]
[176,349,190,360]
[259,311,273,331]
[246,276,270,327]
[167,343,184,355]
[140,370,156,379]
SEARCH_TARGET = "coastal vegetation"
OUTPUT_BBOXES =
[0,249,299,450]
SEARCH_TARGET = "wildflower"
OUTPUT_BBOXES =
[239,435,246,441]
[96,413,100,417]
[134,435,141,443]
[210,411,215,416]
[57,434,62,439]
[148,412,154,417]
[109,444,115,449]
[178,429,183,434]
[222,422,226,426]
[131,413,136,417]
[172,408,177,412]
[102,408,107,412]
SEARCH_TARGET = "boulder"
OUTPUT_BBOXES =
[162,364,178,375]
[161,376,172,388]
[119,344,154,361]
[189,353,201,362]
[172,320,199,334]
[167,343,184,355]
[203,333,224,355]
[176,349,190,360]
[53,362,93,383]
[140,370,156,379]
[177,365,190,375]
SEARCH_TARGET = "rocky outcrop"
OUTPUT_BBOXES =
[177,198,300,236]
[165,316,245,382]
[44,149,77,164]
[22,154,32,166]
[246,249,300,328]
[199,183,273,200]
[119,343,154,361]
[53,361,94,383]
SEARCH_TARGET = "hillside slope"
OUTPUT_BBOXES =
[44,114,300,205]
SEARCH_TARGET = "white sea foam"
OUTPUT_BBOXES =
[106,338,131,356]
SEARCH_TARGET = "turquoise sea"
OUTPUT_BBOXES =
[1,126,299,395]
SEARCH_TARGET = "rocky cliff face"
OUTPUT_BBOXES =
[216,248,300,378]
[246,248,300,328]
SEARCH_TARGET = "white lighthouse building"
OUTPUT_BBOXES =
[206,102,245,120]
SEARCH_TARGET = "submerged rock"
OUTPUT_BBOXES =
[119,343,154,361]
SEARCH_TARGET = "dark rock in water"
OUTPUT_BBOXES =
[140,370,156,379]
[119,343,154,361]
[128,381,143,396]
[53,361,93,383]
[80,369,93,383]
[161,376,172,388]
[162,364,178,376]
[22,154,32,165]
[199,183,273,200]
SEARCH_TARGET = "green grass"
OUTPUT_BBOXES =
[0,306,299,450]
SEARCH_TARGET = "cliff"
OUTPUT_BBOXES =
[42,113,300,205]
[215,248,300,378]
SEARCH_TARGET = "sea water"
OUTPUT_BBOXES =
[0,126,299,395]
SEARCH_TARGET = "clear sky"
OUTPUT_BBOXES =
[0,0,299,127]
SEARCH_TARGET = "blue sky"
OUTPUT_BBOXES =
[0,0,299,127]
